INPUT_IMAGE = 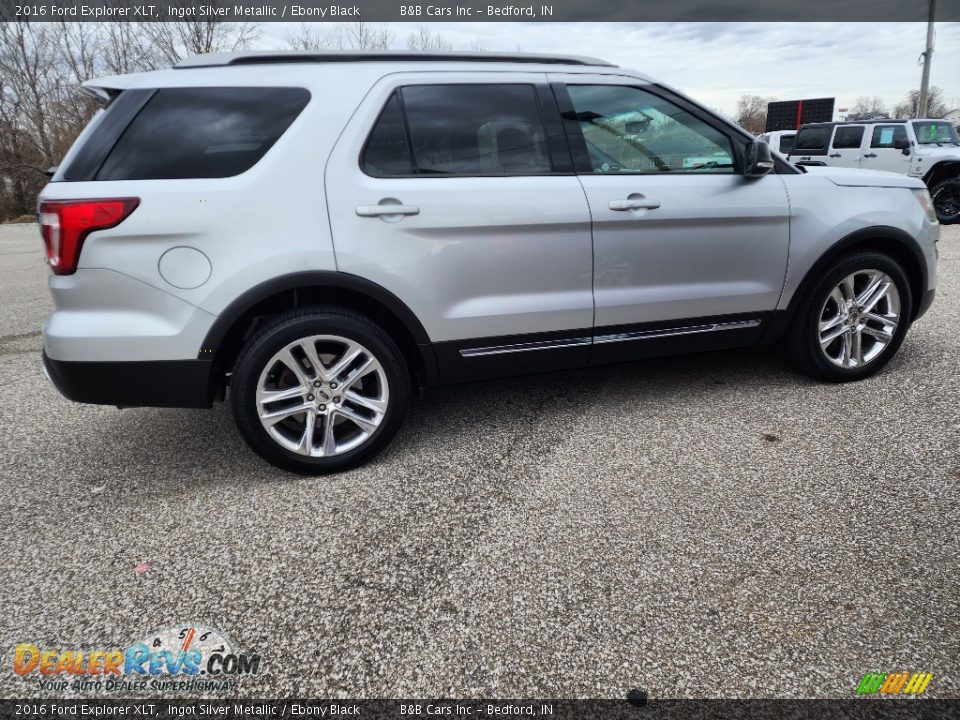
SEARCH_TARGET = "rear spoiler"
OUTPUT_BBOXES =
[79,85,123,107]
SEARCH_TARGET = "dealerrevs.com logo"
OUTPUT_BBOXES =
[856,672,934,696]
[13,625,261,693]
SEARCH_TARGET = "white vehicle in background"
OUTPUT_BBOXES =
[788,119,960,224]
[758,130,797,155]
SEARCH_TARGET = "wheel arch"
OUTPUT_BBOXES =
[922,159,960,187]
[763,225,928,343]
[200,272,438,394]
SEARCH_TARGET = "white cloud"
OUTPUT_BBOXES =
[260,22,960,116]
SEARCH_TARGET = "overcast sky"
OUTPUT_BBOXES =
[259,22,960,117]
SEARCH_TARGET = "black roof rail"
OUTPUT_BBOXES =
[175,50,616,69]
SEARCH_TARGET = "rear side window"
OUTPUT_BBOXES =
[361,84,553,177]
[95,87,310,180]
[871,125,908,149]
[778,135,795,154]
[793,127,830,153]
[832,126,864,149]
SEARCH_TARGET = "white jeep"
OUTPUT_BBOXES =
[788,119,960,224]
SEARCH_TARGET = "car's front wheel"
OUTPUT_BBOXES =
[230,308,410,474]
[788,252,913,382]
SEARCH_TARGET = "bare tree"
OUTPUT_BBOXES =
[285,24,328,51]
[894,86,949,119]
[847,96,888,120]
[327,22,393,51]
[735,94,772,134]
[407,26,453,51]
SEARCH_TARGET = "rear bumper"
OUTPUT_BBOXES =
[42,351,215,409]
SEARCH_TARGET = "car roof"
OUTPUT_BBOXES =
[799,119,909,130]
[174,50,616,69]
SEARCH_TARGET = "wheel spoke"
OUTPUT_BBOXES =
[820,313,845,333]
[297,411,316,455]
[839,275,856,301]
[333,405,379,433]
[261,402,311,426]
[340,357,375,391]
[277,348,310,387]
[820,325,847,346]
[344,390,387,414]
[321,414,337,456]
[840,330,853,366]
[862,326,890,342]
[327,343,363,382]
[868,312,897,329]
[851,329,864,366]
[257,385,306,406]
[299,339,327,382]
[859,280,891,313]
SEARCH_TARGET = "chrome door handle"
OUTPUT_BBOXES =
[356,204,420,217]
[609,198,661,211]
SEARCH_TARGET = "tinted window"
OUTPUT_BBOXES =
[832,126,864,149]
[794,127,830,151]
[778,135,795,154]
[870,125,908,149]
[96,87,310,180]
[399,85,552,175]
[362,93,414,176]
[566,85,734,173]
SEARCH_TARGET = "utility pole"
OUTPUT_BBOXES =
[918,0,936,117]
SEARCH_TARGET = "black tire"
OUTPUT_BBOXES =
[230,307,410,474]
[930,177,960,225]
[786,252,913,383]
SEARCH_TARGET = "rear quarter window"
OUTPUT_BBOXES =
[793,127,830,155]
[94,87,310,180]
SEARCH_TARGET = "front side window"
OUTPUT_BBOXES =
[912,120,960,146]
[96,87,310,180]
[565,85,734,174]
[362,84,552,177]
[870,125,908,149]
[832,126,865,149]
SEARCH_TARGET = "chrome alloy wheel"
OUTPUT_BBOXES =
[818,270,901,369]
[255,335,389,457]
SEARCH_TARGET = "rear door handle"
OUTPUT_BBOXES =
[609,198,661,211]
[863,153,877,158]
[356,204,420,217]
[829,153,841,158]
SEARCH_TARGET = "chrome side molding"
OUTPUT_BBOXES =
[459,319,762,357]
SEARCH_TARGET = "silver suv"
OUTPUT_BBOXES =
[39,51,940,474]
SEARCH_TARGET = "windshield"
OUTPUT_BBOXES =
[912,121,960,145]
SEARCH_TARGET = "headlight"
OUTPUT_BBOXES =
[912,188,938,224]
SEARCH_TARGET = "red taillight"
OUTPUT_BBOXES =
[39,198,139,275]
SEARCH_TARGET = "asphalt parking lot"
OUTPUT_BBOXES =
[1,222,957,700]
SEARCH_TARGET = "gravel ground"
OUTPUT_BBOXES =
[0,222,957,700]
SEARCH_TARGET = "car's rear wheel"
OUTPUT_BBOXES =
[231,308,410,474]
[787,252,912,382]
[930,177,960,225]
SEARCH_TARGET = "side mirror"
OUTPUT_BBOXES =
[894,138,911,154]
[743,141,774,177]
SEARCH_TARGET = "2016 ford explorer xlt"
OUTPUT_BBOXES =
[39,51,939,474]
